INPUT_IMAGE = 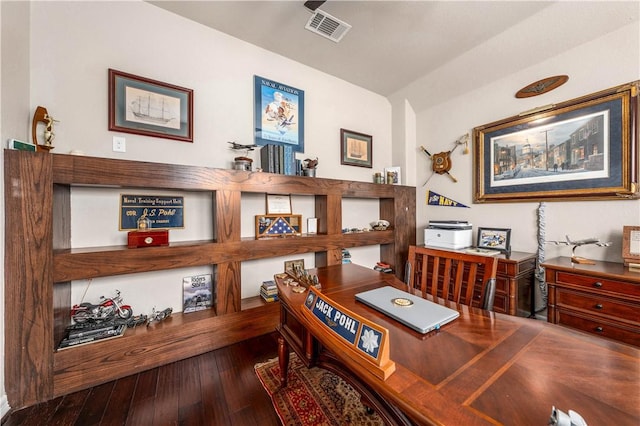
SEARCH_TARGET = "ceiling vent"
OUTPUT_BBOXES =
[305,9,351,43]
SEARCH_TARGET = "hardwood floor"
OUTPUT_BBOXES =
[2,333,282,426]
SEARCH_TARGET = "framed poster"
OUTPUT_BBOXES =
[109,69,193,142]
[254,75,304,152]
[473,81,638,202]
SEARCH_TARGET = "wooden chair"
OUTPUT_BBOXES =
[405,245,499,311]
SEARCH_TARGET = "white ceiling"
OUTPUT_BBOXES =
[149,1,639,109]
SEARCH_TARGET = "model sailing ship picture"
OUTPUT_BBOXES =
[126,86,180,130]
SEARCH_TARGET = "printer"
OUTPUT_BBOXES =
[424,221,473,250]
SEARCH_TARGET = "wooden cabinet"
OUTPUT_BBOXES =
[543,257,640,346]
[4,150,415,409]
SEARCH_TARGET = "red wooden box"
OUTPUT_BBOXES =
[127,230,169,248]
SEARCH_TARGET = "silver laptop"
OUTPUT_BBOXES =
[355,286,460,334]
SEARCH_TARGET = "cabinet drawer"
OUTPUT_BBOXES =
[497,258,535,276]
[555,271,640,298]
[557,311,640,346]
[557,290,640,325]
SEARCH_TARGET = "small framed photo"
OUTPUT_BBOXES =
[341,128,372,168]
[622,225,640,266]
[109,69,193,142]
[266,194,292,215]
[384,166,401,185]
[477,227,511,254]
[284,259,305,273]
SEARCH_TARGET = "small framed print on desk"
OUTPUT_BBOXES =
[622,225,640,266]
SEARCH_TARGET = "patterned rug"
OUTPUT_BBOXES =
[255,353,384,426]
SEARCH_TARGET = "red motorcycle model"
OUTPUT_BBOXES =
[70,290,133,323]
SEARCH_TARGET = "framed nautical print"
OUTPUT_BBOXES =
[341,128,373,168]
[109,69,193,142]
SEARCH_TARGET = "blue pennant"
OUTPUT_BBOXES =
[427,191,469,208]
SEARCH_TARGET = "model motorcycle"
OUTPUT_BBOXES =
[70,290,133,323]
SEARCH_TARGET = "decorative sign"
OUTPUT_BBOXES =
[301,287,395,379]
[427,190,469,208]
[120,194,184,230]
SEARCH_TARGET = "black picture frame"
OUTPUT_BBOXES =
[477,227,511,254]
[473,81,638,202]
[109,69,193,142]
[341,128,373,168]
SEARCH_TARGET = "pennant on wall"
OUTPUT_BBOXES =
[427,190,469,208]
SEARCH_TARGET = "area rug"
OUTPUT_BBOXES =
[255,353,384,426]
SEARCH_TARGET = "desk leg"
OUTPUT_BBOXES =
[278,335,290,388]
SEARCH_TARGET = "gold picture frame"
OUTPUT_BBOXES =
[473,81,639,202]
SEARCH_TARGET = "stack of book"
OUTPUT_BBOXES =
[260,280,279,302]
[260,144,299,175]
[374,261,393,273]
[342,249,352,264]
[57,322,127,350]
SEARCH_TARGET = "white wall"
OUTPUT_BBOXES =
[411,21,640,263]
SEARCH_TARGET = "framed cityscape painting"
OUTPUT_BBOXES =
[473,81,638,202]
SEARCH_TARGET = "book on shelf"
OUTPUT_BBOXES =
[260,289,279,302]
[58,324,126,350]
[183,274,213,313]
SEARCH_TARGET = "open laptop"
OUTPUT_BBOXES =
[355,286,459,334]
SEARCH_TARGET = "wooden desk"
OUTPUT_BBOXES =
[277,264,640,426]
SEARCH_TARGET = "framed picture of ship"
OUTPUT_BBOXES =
[341,128,372,168]
[109,69,193,142]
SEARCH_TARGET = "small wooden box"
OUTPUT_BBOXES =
[256,215,302,238]
[127,230,169,248]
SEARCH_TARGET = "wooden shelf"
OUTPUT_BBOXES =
[4,150,416,409]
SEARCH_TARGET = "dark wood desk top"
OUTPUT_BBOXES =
[278,263,640,426]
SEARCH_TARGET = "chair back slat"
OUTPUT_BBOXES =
[406,245,499,310]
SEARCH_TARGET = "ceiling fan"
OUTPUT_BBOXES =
[303,1,351,43]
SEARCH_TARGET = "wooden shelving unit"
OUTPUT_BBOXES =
[4,150,416,409]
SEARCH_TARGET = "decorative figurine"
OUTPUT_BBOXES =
[70,290,133,323]
[302,157,318,177]
[31,106,59,152]
[147,306,173,326]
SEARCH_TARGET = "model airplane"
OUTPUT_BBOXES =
[548,235,611,264]
[227,141,258,151]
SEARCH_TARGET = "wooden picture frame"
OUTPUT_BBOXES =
[255,215,302,238]
[473,81,639,202]
[622,225,640,266]
[341,128,372,168]
[254,75,304,152]
[109,69,193,142]
[284,259,305,273]
[477,227,511,254]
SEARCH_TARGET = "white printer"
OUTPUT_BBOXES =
[424,221,473,250]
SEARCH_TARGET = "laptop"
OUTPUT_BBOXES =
[355,286,460,334]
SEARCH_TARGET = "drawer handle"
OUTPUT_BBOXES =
[593,282,603,288]
[595,326,604,333]
[594,303,603,310]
